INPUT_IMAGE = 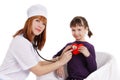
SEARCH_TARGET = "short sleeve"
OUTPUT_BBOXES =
[10,35,40,70]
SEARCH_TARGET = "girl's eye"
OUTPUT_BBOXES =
[78,29,81,31]
[72,29,75,31]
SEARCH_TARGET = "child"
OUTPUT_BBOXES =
[53,16,97,80]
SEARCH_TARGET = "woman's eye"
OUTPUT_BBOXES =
[36,19,40,22]
[42,23,46,26]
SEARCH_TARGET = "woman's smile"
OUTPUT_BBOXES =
[35,27,41,32]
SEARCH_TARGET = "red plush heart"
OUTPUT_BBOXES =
[72,43,84,55]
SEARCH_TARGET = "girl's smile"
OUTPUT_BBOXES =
[71,25,88,41]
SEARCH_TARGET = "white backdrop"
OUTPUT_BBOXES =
[0,0,120,80]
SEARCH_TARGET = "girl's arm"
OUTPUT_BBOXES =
[78,45,97,72]
[53,44,72,58]
[54,45,72,78]
[55,66,65,78]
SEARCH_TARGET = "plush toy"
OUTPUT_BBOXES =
[72,43,84,55]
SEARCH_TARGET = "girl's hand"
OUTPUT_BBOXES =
[55,66,65,78]
[78,46,90,57]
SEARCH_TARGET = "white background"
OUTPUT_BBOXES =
[0,0,120,79]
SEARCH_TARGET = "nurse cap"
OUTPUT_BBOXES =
[27,4,47,18]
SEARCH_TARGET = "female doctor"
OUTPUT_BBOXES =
[0,4,72,80]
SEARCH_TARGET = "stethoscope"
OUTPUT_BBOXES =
[33,44,55,62]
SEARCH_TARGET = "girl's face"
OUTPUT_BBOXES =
[71,25,88,41]
[32,18,45,36]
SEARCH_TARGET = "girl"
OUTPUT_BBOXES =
[0,4,72,80]
[54,16,97,80]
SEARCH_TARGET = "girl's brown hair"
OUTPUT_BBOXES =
[13,16,47,50]
[70,16,93,38]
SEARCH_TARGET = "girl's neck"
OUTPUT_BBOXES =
[76,38,85,42]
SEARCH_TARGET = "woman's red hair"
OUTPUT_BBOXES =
[13,16,47,50]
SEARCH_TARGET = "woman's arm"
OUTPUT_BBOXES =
[30,49,72,76]
[38,57,60,65]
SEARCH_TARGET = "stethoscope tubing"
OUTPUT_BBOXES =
[33,45,55,62]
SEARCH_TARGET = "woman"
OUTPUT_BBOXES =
[0,4,72,80]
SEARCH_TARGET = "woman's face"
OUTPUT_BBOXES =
[71,25,88,41]
[32,18,45,36]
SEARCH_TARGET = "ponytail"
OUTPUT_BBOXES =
[88,28,93,38]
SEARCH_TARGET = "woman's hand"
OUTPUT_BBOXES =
[52,56,60,62]
[55,66,65,78]
[58,49,72,65]
[78,46,90,57]
[62,45,72,53]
